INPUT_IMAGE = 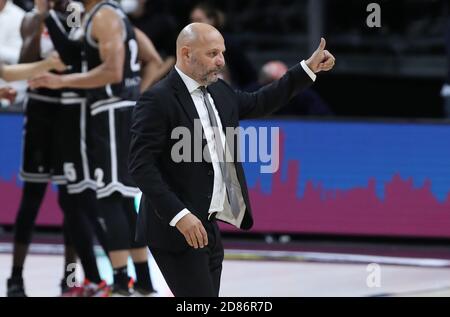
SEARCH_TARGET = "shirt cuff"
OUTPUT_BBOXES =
[300,60,317,82]
[169,208,191,227]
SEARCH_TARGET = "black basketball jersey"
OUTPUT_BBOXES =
[29,11,70,99]
[44,9,87,99]
[45,9,84,74]
[83,0,141,103]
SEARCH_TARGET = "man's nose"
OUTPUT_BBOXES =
[216,54,225,67]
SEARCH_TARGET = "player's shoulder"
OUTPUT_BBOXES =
[140,75,172,102]
[20,10,42,32]
[92,2,122,24]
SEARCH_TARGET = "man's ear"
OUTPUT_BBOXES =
[181,46,191,61]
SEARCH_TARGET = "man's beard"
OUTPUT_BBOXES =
[201,67,223,85]
[191,56,223,85]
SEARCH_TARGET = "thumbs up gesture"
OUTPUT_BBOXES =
[305,38,335,74]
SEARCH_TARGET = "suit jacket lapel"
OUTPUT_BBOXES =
[169,69,200,125]
[170,68,233,128]
[169,68,209,152]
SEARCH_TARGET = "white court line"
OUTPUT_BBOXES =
[0,243,106,257]
[1,243,449,268]
[226,249,450,267]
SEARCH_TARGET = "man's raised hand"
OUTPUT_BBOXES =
[305,37,336,74]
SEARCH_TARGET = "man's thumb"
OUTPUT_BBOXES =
[317,37,326,52]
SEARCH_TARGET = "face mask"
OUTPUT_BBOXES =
[120,0,139,14]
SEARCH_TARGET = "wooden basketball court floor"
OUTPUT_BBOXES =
[1,242,450,297]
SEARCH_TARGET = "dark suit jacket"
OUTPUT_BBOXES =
[128,63,313,251]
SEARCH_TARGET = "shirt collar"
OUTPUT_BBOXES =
[175,66,203,94]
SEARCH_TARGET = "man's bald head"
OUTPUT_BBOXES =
[176,23,222,51]
[175,23,226,86]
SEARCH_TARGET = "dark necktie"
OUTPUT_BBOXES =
[200,86,241,218]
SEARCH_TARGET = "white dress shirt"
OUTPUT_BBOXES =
[169,62,316,226]
[0,1,25,64]
[0,1,26,106]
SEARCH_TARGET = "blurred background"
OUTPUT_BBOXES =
[2,0,450,297]
[3,0,450,117]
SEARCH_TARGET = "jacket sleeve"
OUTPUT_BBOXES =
[128,90,186,224]
[236,63,314,120]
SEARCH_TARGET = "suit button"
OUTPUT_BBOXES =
[208,170,213,176]
[207,194,212,199]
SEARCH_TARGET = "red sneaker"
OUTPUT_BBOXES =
[82,279,111,297]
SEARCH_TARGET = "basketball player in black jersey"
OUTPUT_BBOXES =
[31,0,162,296]
[6,0,77,297]
[6,0,111,297]
[41,0,115,297]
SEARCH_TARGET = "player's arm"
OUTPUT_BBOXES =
[59,6,124,88]
[29,7,125,89]
[0,64,17,102]
[1,53,65,82]
[134,28,164,92]
[19,5,46,63]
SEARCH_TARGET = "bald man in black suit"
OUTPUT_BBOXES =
[129,22,335,297]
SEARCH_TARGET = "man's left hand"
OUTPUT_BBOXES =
[306,38,336,73]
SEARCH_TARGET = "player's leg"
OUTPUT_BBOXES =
[87,106,131,295]
[112,105,154,294]
[7,99,54,297]
[60,212,78,292]
[7,182,48,297]
[96,193,134,296]
[50,107,81,295]
[124,197,156,296]
[58,102,110,296]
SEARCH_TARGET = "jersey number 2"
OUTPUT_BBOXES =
[128,39,141,72]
